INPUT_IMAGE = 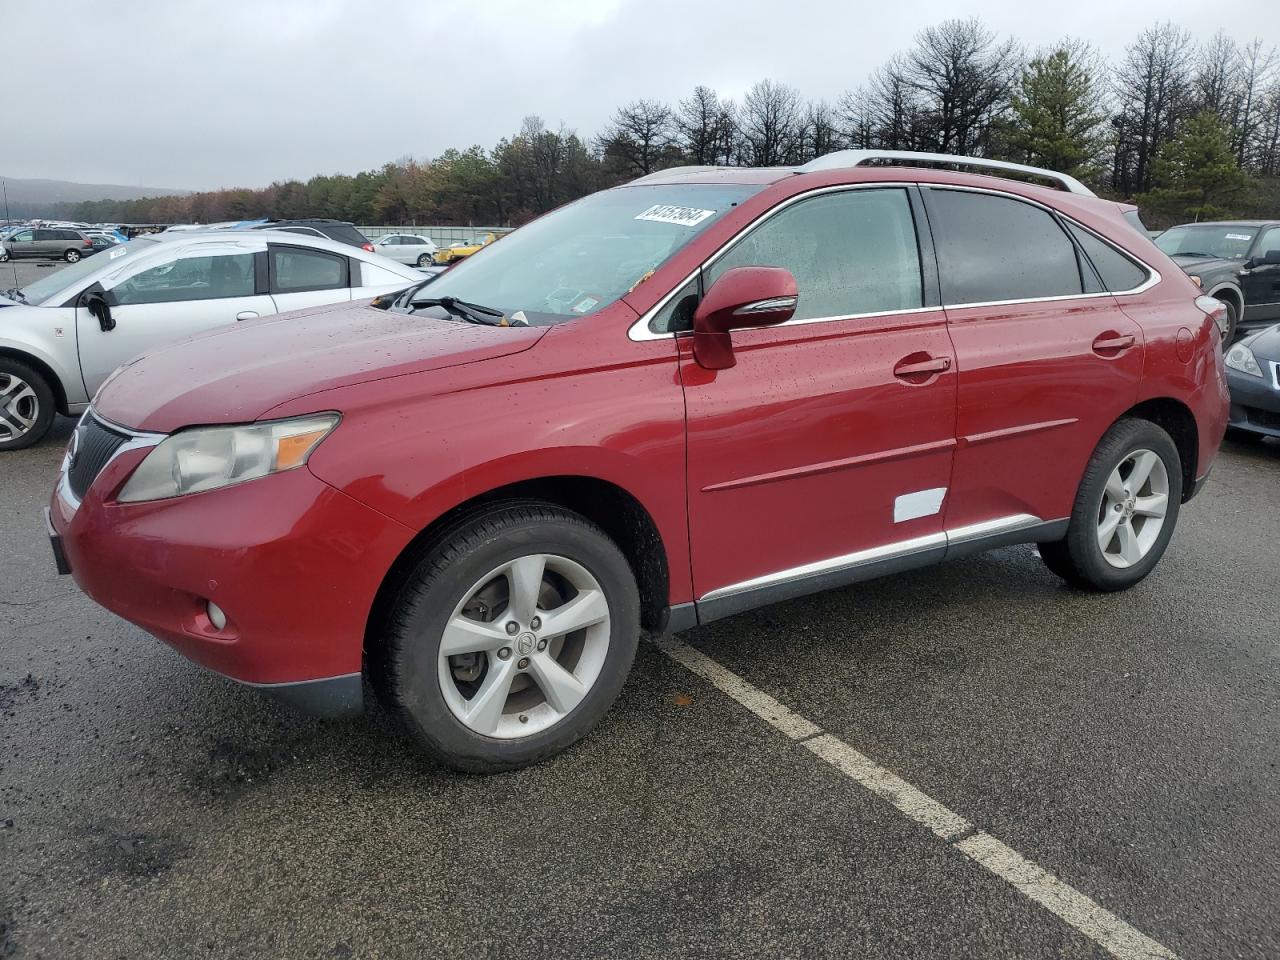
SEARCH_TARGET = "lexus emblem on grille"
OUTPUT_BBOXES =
[67,429,80,466]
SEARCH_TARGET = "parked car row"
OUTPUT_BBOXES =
[0,231,425,448]
[36,150,1231,773]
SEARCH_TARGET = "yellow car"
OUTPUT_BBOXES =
[433,233,496,265]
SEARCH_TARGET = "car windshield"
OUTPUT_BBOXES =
[413,183,763,323]
[1155,225,1258,260]
[19,237,161,306]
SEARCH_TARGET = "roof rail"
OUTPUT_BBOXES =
[796,150,1097,197]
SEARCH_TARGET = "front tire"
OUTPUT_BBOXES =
[0,359,56,450]
[1038,418,1182,591]
[64,249,81,263]
[372,502,640,772]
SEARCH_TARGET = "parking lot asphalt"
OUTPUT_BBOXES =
[1,258,76,294]
[1,269,1278,958]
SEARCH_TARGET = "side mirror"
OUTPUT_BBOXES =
[84,291,116,332]
[691,266,798,370]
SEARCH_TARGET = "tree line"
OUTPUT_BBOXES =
[67,19,1280,229]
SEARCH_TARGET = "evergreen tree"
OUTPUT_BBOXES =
[1141,110,1251,220]
[1001,41,1108,180]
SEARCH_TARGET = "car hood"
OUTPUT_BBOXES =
[1169,254,1242,276]
[94,300,548,433]
[1243,323,1280,361]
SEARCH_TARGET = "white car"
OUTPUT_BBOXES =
[370,233,439,267]
[0,231,424,449]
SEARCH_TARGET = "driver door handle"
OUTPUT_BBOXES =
[1092,332,1135,355]
[236,311,259,321]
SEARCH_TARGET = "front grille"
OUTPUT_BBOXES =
[68,416,131,500]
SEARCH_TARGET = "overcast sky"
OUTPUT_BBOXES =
[6,0,1277,191]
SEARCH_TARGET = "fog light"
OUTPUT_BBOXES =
[206,600,227,631]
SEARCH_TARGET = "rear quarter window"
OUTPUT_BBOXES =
[1067,224,1150,293]
[324,225,369,247]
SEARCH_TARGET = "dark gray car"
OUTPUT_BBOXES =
[1224,322,1280,438]
[1154,221,1280,343]
[0,227,96,263]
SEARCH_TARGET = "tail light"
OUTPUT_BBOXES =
[361,242,374,252]
[83,238,92,246]
[1194,295,1228,338]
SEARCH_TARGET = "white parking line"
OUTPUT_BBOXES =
[655,637,1178,960]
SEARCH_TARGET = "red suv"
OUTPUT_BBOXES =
[47,151,1229,771]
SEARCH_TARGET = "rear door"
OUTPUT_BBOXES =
[77,242,275,394]
[680,186,958,615]
[268,244,353,312]
[924,187,1146,537]
[1242,225,1280,325]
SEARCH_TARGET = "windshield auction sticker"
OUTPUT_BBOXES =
[1225,233,1253,241]
[635,204,716,227]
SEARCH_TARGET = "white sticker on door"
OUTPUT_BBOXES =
[894,488,947,523]
[635,204,716,227]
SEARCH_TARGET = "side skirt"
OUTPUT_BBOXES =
[691,517,1069,627]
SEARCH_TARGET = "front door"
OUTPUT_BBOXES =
[77,246,275,395]
[923,187,1146,535]
[1242,225,1280,326]
[680,186,958,616]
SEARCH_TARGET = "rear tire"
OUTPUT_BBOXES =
[416,253,432,267]
[1038,418,1182,591]
[0,358,56,451]
[64,249,81,263]
[371,502,640,773]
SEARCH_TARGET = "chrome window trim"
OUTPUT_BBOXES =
[627,181,1161,342]
[56,409,166,513]
[698,513,1058,603]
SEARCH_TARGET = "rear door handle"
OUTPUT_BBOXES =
[1092,332,1135,355]
[894,355,952,379]
[236,311,259,321]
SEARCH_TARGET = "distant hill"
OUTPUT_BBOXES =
[0,175,187,218]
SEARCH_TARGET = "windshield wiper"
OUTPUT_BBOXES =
[410,296,505,325]
[1,287,26,304]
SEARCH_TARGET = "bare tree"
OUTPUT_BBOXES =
[739,79,805,165]
[1112,23,1195,194]
[801,100,843,160]
[598,99,677,176]
[904,18,1020,154]
[676,86,738,165]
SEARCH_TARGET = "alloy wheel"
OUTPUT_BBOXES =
[1096,449,1169,569]
[0,372,39,443]
[437,553,611,739]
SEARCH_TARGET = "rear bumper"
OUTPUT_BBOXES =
[49,454,414,713]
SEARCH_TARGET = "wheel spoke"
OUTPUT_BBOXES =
[1104,469,1126,503]
[505,555,546,622]
[527,654,587,715]
[538,588,609,639]
[439,615,509,657]
[463,658,516,735]
[1127,451,1158,493]
[1116,519,1142,565]
[1133,493,1168,518]
[1097,510,1122,551]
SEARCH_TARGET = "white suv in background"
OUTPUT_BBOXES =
[0,231,424,449]
[370,233,439,267]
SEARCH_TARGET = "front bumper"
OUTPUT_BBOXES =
[1226,364,1280,437]
[49,449,414,716]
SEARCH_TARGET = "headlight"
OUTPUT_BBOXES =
[118,414,339,502]
[1224,342,1263,378]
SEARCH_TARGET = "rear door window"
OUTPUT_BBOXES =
[270,246,348,292]
[928,189,1084,305]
